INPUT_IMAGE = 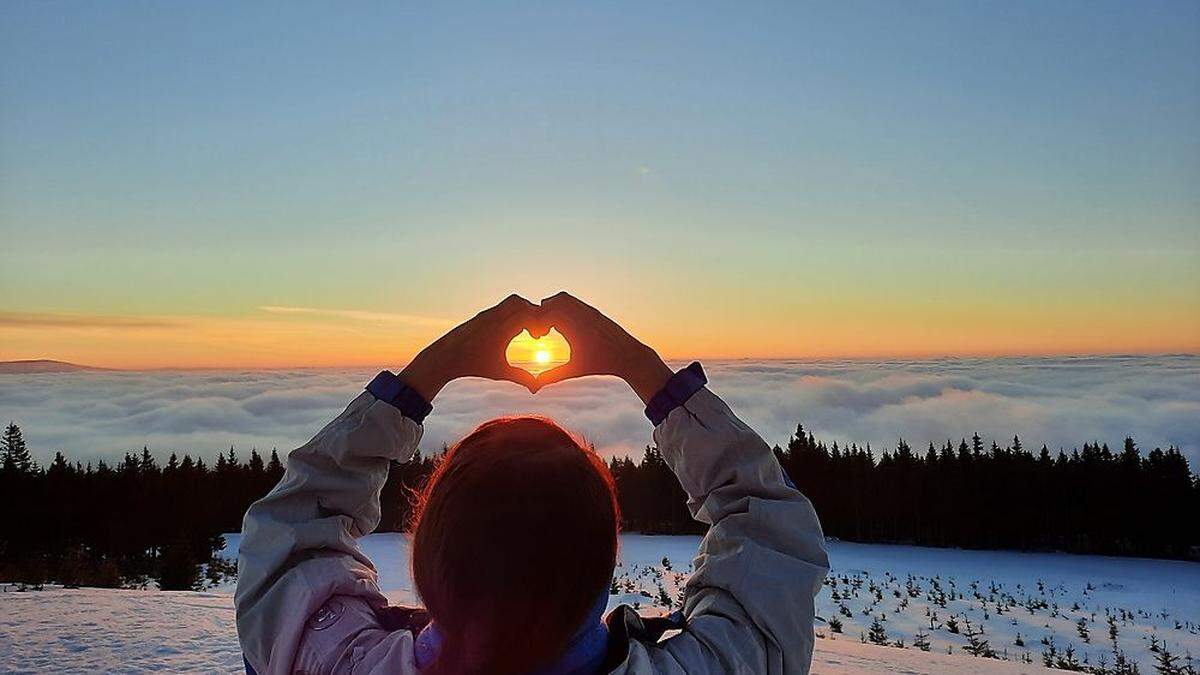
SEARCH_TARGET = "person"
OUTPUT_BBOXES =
[235,292,829,675]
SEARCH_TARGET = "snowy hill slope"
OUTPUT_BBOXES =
[0,587,1062,674]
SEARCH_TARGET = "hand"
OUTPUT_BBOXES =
[533,292,672,404]
[398,294,540,401]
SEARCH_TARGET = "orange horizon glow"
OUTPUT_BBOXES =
[1,303,1198,371]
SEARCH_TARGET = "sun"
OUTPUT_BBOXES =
[505,329,570,376]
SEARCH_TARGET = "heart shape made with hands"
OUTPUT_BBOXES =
[505,328,571,377]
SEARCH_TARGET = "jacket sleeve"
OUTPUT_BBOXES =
[620,387,830,674]
[234,391,423,675]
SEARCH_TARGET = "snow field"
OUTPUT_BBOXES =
[2,535,1196,673]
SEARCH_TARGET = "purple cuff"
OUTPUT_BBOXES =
[366,371,433,424]
[644,361,707,426]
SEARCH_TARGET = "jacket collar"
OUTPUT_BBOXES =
[414,591,610,674]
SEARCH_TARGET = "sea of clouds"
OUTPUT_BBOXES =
[2,355,1198,468]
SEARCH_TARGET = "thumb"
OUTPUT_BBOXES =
[533,360,585,389]
[501,365,540,394]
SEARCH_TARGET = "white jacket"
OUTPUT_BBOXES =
[235,386,829,674]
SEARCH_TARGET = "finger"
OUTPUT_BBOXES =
[526,305,551,339]
[492,293,535,317]
[540,290,589,315]
[524,303,551,339]
[538,292,593,338]
[533,360,587,388]
[492,294,539,334]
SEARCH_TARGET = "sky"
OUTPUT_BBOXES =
[1,2,1199,368]
[4,356,1198,468]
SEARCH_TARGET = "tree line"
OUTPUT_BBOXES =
[0,422,273,589]
[775,426,1200,558]
[1,420,1197,589]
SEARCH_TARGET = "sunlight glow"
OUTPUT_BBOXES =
[505,329,571,376]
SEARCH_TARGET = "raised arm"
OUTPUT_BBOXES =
[537,292,830,674]
[234,295,539,675]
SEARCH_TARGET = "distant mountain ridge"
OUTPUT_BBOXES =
[0,359,107,373]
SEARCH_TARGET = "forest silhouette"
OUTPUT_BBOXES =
[0,420,1196,590]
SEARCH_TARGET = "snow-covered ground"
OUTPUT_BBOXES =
[815,542,1200,672]
[0,587,1061,674]
[2,535,1197,673]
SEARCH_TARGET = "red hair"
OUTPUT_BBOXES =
[410,416,620,675]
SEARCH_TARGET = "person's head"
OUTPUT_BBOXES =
[410,416,620,675]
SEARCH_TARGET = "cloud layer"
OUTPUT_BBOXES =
[2,356,1197,469]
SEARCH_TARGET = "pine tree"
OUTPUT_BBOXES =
[963,623,997,658]
[267,449,283,478]
[140,446,157,473]
[1155,646,1182,675]
[47,451,70,476]
[248,449,265,476]
[1057,645,1083,670]
[156,535,202,591]
[867,616,888,645]
[1,422,33,475]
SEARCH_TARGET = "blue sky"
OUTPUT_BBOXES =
[1,2,1198,366]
